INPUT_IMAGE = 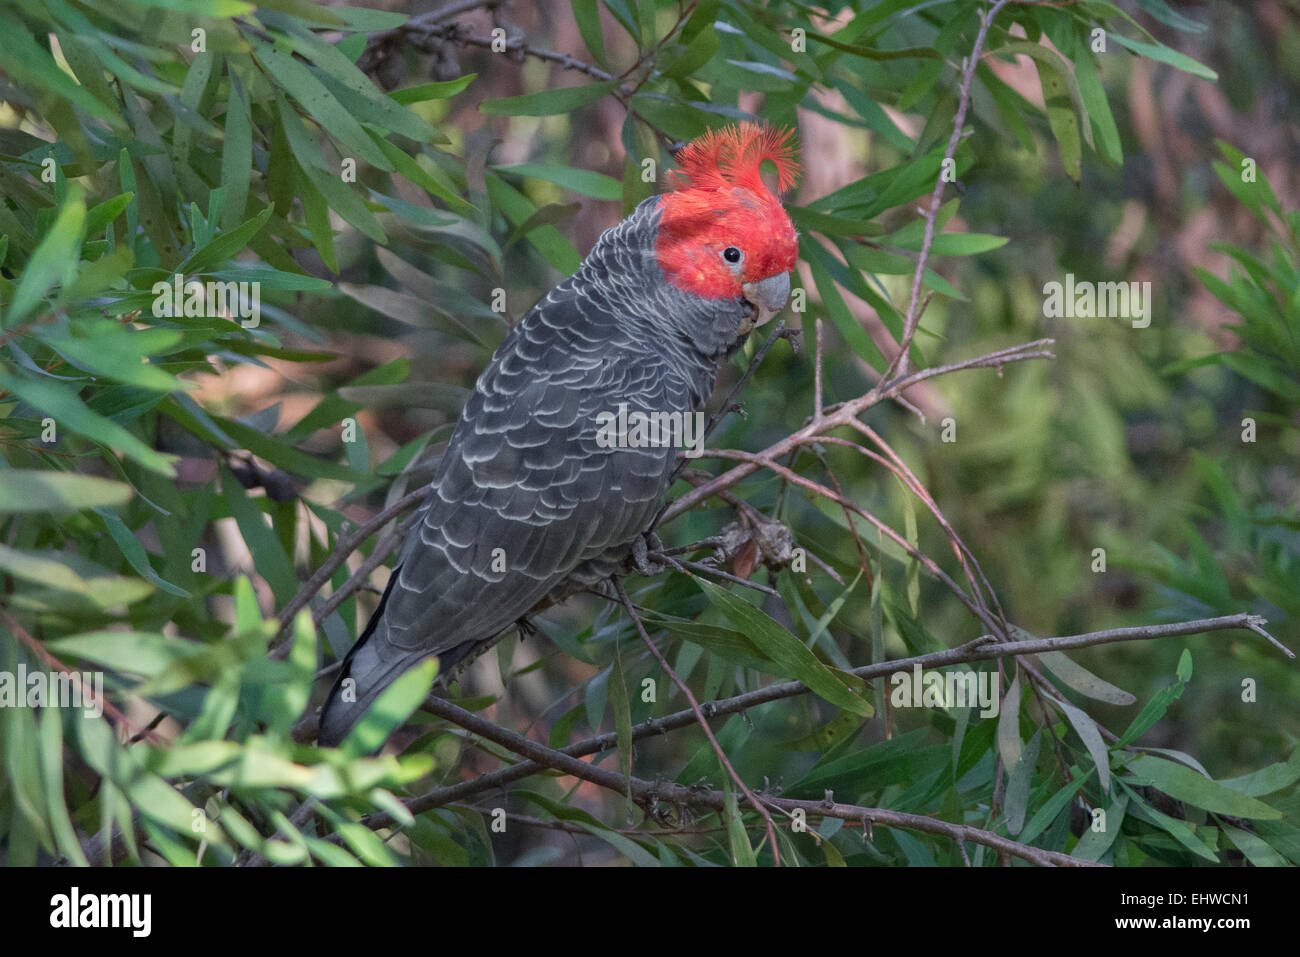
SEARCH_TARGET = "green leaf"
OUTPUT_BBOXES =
[926,233,1009,256]
[1111,33,1217,81]
[996,672,1022,769]
[1220,351,1300,405]
[327,4,398,29]
[47,631,197,680]
[504,202,582,248]
[1018,777,1084,845]
[638,611,768,669]
[804,241,885,372]
[278,92,387,243]
[5,688,52,856]
[206,266,333,292]
[661,27,718,77]
[496,163,623,201]
[40,709,89,866]
[338,658,439,756]
[0,372,177,476]
[724,791,758,867]
[1071,791,1129,862]
[318,73,440,145]
[389,75,477,103]
[608,642,634,818]
[334,821,398,866]
[0,544,103,595]
[1116,653,1190,747]
[1074,51,1122,165]
[0,24,119,127]
[692,577,872,717]
[84,193,135,239]
[177,206,273,275]
[5,190,85,324]
[1213,141,1284,218]
[575,822,661,866]
[221,466,299,604]
[900,483,919,614]
[1126,755,1282,819]
[1137,0,1208,33]
[9,566,155,612]
[254,44,392,171]
[221,70,253,230]
[265,610,316,739]
[1004,728,1042,835]
[294,163,338,272]
[94,507,190,598]
[1029,630,1136,705]
[1220,750,1300,797]
[487,174,581,274]
[570,0,607,67]
[78,714,224,844]
[43,323,185,392]
[1120,781,1218,862]
[0,470,131,512]
[804,570,862,650]
[373,139,475,216]
[789,207,879,239]
[122,0,252,13]
[212,415,365,483]
[479,81,617,116]
[1054,694,1110,791]
[722,59,800,90]
[1033,54,1081,183]
[1222,824,1288,867]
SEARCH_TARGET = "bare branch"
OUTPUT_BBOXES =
[657,339,1053,527]
[884,0,1015,381]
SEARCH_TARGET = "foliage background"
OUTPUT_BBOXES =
[0,0,1297,866]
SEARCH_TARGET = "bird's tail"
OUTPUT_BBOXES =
[317,572,425,747]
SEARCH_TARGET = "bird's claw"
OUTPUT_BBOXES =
[630,531,667,577]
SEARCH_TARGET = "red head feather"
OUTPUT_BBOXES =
[656,123,800,302]
[666,123,800,194]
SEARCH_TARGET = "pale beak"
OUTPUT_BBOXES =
[742,272,791,329]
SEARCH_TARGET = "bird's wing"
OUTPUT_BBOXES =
[319,288,692,743]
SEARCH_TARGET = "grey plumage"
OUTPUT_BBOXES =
[318,198,756,746]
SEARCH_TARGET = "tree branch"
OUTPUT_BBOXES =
[355,612,1286,833]
[357,692,1095,866]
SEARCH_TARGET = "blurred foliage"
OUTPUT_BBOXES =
[0,0,1296,867]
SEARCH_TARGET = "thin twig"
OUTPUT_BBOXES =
[613,578,781,865]
[0,606,160,744]
[658,555,779,597]
[812,317,824,416]
[657,339,1054,527]
[885,0,1014,381]
[270,487,430,656]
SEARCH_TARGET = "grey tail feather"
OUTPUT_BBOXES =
[318,569,403,747]
[317,569,481,747]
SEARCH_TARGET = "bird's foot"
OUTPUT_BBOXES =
[630,530,667,577]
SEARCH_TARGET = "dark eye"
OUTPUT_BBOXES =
[723,246,742,264]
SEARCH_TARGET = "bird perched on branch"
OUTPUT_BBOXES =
[318,122,800,746]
